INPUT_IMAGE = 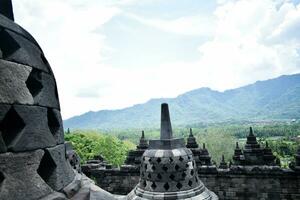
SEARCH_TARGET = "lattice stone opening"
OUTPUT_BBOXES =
[0,171,5,188]
[169,174,175,180]
[151,182,157,190]
[162,165,168,172]
[169,157,173,162]
[188,180,193,187]
[151,165,156,171]
[37,150,56,184]
[156,157,161,163]
[176,182,182,189]
[142,180,146,187]
[47,108,60,137]
[191,170,194,176]
[175,164,180,171]
[0,29,20,58]
[157,173,162,180]
[164,182,170,191]
[26,68,43,98]
[182,172,186,178]
[179,156,184,162]
[0,107,25,149]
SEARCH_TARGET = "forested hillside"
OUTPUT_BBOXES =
[64,74,300,129]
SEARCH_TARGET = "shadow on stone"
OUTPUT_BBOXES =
[37,150,57,184]
[25,68,43,98]
[0,107,25,149]
[0,29,20,58]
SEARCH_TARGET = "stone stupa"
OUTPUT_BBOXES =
[127,103,218,200]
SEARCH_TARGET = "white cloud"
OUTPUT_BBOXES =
[11,0,300,120]
[194,0,300,90]
[125,13,215,36]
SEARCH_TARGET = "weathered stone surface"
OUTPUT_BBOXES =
[0,60,33,104]
[0,59,59,108]
[40,192,67,200]
[0,28,50,73]
[39,144,75,191]
[63,173,82,198]
[0,104,57,152]
[0,150,53,200]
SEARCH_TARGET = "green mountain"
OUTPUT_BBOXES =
[64,73,300,129]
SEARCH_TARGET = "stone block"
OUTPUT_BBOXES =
[0,29,50,73]
[0,60,34,104]
[0,104,56,152]
[38,144,75,191]
[0,150,53,200]
[0,59,60,109]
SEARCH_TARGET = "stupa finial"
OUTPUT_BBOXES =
[141,130,145,139]
[0,0,14,21]
[160,103,173,140]
[249,127,254,136]
[189,128,193,137]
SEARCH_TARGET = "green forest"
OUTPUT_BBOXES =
[65,122,300,167]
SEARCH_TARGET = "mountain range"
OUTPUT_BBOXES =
[64,73,300,130]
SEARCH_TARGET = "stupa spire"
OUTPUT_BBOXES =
[160,103,173,140]
[0,0,14,21]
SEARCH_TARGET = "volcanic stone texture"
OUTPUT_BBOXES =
[37,144,75,191]
[0,104,64,152]
[0,150,54,200]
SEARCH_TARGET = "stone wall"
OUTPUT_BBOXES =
[88,166,300,199]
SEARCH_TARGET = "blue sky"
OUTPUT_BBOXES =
[13,0,300,119]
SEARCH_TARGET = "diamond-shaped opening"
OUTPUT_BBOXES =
[182,172,186,178]
[47,108,60,136]
[0,171,5,188]
[151,182,157,190]
[144,164,148,170]
[142,180,147,187]
[188,180,193,187]
[164,182,170,191]
[157,173,162,180]
[175,164,180,171]
[148,173,151,179]
[0,107,25,148]
[162,165,168,172]
[0,29,20,58]
[151,165,156,171]
[187,156,191,160]
[25,68,43,97]
[141,172,145,177]
[157,157,161,163]
[185,163,189,168]
[169,174,175,180]
[176,182,182,189]
[179,156,184,162]
[143,157,145,161]
[190,170,194,176]
[195,177,198,183]
[148,158,152,162]
[169,157,173,163]
[37,150,57,184]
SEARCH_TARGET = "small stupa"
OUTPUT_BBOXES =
[127,103,218,200]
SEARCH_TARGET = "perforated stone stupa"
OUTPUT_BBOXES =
[127,104,218,200]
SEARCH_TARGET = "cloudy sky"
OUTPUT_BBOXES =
[13,0,300,119]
